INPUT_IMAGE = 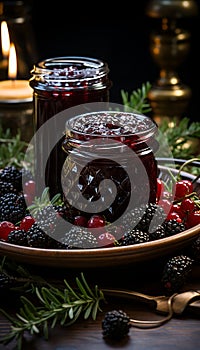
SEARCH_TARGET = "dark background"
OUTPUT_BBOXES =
[27,0,200,122]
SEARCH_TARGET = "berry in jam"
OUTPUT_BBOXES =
[62,111,159,224]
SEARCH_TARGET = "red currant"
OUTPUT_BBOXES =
[74,215,88,227]
[172,180,193,200]
[186,211,200,229]
[87,215,106,229]
[167,212,183,223]
[19,215,35,231]
[181,180,193,193]
[180,198,195,215]
[0,221,15,241]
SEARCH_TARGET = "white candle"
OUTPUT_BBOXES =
[0,42,32,102]
[0,79,32,102]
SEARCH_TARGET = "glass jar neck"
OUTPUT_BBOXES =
[63,111,158,159]
[30,56,110,91]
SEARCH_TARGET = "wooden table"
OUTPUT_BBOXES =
[0,255,200,350]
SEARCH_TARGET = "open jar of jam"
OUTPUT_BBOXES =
[61,111,159,224]
[29,56,111,197]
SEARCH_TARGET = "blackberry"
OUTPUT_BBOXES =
[0,193,27,224]
[27,223,55,248]
[7,229,28,246]
[35,205,68,242]
[102,310,131,340]
[61,226,98,249]
[162,219,186,237]
[136,203,166,232]
[161,255,194,294]
[121,206,144,232]
[0,166,22,192]
[0,181,16,196]
[149,225,166,241]
[35,205,58,234]
[121,229,150,246]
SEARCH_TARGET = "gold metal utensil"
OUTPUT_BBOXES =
[102,289,200,328]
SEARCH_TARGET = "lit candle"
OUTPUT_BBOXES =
[0,21,10,72]
[0,40,34,142]
[0,42,32,102]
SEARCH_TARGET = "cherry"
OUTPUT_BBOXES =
[19,215,35,231]
[0,221,15,241]
[97,232,116,248]
[87,215,106,229]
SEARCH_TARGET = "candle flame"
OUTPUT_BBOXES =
[1,21,10,58]
[8,42,17,79]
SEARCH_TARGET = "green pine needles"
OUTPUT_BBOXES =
[0,271,106,349]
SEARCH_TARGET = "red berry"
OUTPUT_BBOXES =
[97,232,116,247]
[186,211,200,229]
[180,198,195,215]
[74,215,88,227]
[87,215,105,229]
[172,180,192,200]
[170,204,185,219]
[167,212,183,223]
[19,215,35,231]
[181,180,193,193]
[0,221,15,241]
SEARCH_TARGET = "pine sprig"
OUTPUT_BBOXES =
[0,272,106,349]
[121,81,152,114]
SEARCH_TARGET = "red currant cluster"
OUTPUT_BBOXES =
[157,178,200,229]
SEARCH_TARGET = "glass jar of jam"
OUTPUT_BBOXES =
[29,56,111,197]
[61,111,159,224]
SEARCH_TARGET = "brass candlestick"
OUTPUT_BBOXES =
[145,0,198,125]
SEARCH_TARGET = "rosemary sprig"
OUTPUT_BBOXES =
[0,268,106,349]
[121,81,152,114]
[157,117,200,160]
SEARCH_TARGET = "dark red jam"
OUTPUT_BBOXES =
[29,57,111,197]
[62,111,159,223]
